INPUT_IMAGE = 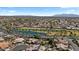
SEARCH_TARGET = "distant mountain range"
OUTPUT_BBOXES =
[53,14,79,17]
[0,14,79,17]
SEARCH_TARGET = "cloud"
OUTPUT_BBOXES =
[64,9,76,14]
[60,7,69,8]
[69,10,75,12]
[8,10,16,13]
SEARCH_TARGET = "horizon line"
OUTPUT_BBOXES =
[0,13,79,16]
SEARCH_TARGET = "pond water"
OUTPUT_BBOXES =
[13,29,47,37]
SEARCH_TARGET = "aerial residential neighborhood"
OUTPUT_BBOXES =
[0,7,79,51]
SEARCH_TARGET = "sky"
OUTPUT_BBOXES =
[0,7,79,16]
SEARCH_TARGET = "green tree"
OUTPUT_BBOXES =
[2,20,13,34]
[33,34,40,39]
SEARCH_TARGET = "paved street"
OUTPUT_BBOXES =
[67,39,79,51]
[10,44,27,51]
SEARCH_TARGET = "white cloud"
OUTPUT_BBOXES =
[60,7,70,8]
[64,9,76,14]
[69,10,75,12]
[8,10,16,13]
